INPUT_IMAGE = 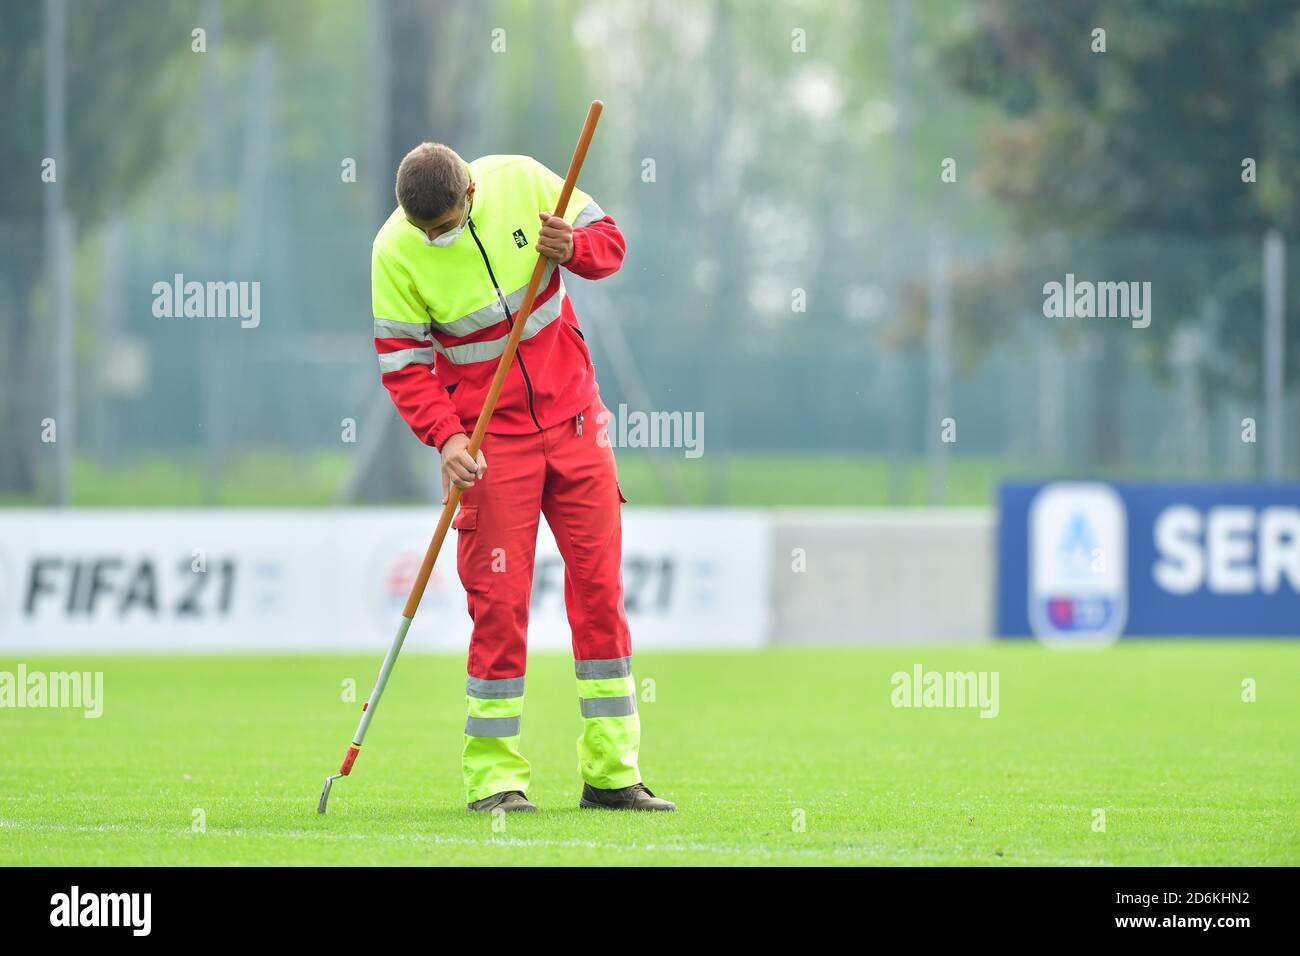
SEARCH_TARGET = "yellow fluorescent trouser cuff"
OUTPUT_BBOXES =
[576,674,641,790]
[463,693,530,804]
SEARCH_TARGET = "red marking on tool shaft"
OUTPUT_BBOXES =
[340,746,360,775]
[362,701,368,711]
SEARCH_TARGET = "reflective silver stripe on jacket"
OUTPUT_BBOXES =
[373,317,430,341]
[574,200,606,228]
[579,695,637,718]
[575,657,632,680]
[372,262,562,343]
[376,346,436,374]
[433,262,559,337]
[431,289,566,365]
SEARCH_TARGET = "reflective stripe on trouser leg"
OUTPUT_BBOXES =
[575,663,641,789]
[463,679,529,804]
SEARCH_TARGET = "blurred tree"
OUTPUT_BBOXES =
[0,0,295,497]
[344,0,493,503]
[945,0,1300,233]
[942,0,1300,463]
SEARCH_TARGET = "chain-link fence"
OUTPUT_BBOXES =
[2,0,1296,507]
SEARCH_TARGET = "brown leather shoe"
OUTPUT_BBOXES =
[579,782,676,811]
[466,790,536,812]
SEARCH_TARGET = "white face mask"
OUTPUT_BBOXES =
[426,222,464,247]
[424,201,469,247]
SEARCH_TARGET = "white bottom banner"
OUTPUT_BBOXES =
[0,508,770,653]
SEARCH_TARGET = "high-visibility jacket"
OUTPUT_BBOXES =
[371,154,626,450]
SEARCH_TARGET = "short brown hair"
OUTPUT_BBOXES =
[395,143,468,221]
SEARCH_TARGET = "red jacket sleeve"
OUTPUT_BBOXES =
[372,249,465,451]
[376,339,466,451]
[565,215,626,280]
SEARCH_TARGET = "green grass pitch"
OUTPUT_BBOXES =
[2,643,1296,866]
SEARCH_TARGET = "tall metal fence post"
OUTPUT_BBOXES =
[1263,230,1286,480]
[44,0,73,506]
[927,229,952,504]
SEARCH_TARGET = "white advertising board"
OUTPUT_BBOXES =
[0,509,770,653]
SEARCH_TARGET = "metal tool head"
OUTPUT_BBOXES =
[318,773,343,814]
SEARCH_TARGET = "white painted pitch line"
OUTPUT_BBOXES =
[0,819,1192,865]
[0,818,880,859]
[0,819,965,861]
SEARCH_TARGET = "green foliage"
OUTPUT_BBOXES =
[941,0,1300,395]
[943,0,1300,233]
[0,0,298,224]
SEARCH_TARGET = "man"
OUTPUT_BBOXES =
[371,143,674,813]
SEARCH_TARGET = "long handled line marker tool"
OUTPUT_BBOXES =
[319,100,604,814]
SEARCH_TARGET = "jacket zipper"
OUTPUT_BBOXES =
[467,216,542,432]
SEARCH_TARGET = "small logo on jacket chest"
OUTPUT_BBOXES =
[512,228,528,248]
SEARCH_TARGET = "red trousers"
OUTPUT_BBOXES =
[453,394,639,801]
[455,393,631,675]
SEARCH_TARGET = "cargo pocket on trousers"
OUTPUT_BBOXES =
[452,505,478,595]
[453,505,478,531]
